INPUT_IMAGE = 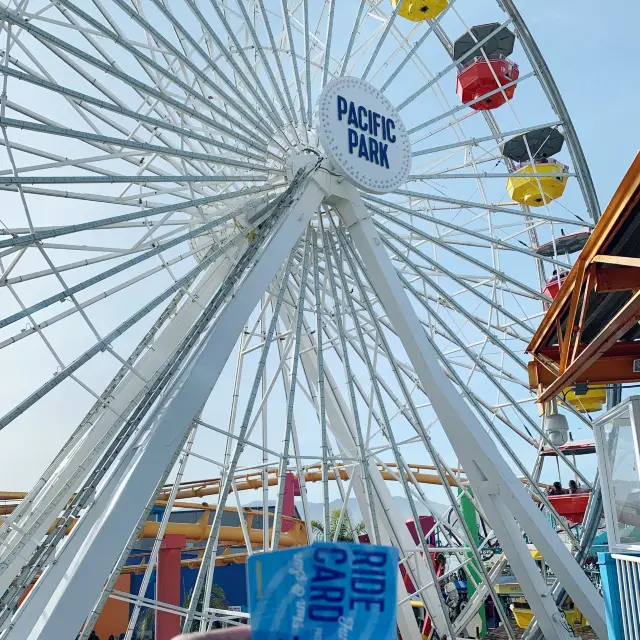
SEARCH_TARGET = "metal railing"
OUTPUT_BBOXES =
[612,553,640,639]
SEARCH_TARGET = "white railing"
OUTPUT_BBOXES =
[612,553,640,639]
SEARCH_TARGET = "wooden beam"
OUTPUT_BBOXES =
[527,151,640,354]
[529,342,640,388]
[538,290,640,401]
[559,260,586,373]
[595,266,640,292]
[570,266,595,364]
[592,255,640,268]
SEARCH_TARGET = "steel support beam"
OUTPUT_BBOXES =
[326,182,606,640]
[277,289,429,640]
[4,177,325,640]
[0,236,245,599]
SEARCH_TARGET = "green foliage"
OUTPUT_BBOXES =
[310,508,367,542]
[133,582,228,637]
[183,582,228,633]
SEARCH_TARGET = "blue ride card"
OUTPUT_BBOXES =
[247,542,398,639]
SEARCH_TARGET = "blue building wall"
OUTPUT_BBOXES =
[128,555,248,613]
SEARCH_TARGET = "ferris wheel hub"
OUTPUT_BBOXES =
[285,147,322,182]
[316,76,412,195]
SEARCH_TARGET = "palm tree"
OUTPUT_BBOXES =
[183,583,228,632]
[133,582,228,638]
[311,508,367,542]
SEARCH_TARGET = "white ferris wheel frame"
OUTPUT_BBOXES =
[0,0,608,639]
[3,166,606,640]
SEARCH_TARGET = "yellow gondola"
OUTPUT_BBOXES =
[507,160,568,207]
[511,603,586,630]
[563,386,607,413]
[392,0,448,21]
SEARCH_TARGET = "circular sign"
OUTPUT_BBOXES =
[316,76,411,194]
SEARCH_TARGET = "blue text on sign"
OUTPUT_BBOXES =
[308,546,389,622]
[337,95,395,169]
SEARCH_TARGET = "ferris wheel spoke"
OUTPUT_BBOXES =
[0,248,211,352]
[360,0,401,82]
[379,0,456,93]
[0,9,269,151]
[410,292,591,496]
[336,227,508,635]
[395,187,590,228]
[383,241,529,368]
[254,0,299,126]
[269,234,312,553]
[1,97,230,193]
[336,255,458,638]
[314,259,436,427]
[369,196,572,271]
[0,116,273,174]
[279,0,308,130]
[331,239,538,445]
[323,226,382,545]
[0,140,147,180]
[339,0,366,77]
[0,203,270,330]
[310,227,331,538]
[0,225,254,431]
[56,0,276,140]
[176,0,283,131]
[412,121,563,158]
[397,270,535,425]
[0,65,267,163]
[409,71,535,136]
[232,0,297,129]
[375,292,578,542]
[408,169,574,180]
[302,0,313,122]
[321,0,336,87]
[0,185,280,251]
[0,174,267,186]
[367,204,546,303]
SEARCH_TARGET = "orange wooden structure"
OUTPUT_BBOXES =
[527,152,640,402]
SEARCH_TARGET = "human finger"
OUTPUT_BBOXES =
[172,626,251,640]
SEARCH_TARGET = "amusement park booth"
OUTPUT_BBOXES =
[593,398,640,639]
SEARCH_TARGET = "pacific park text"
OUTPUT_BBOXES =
[337,95,396,169]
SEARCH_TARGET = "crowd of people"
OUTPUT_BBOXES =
[547,480,589,496]
[85,631,128,640]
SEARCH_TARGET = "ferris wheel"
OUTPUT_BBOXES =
[0,1,607,639]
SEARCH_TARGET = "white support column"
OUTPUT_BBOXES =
[0,237,245,597]
[282,304,438,639]
[7,179,325,640]
[328,183,606,640]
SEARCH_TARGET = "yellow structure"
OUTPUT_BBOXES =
[410,602,429,639]
[507,161,568,207]
[392,0,448,21]
[510,604,586,630]
[563,386,607,413]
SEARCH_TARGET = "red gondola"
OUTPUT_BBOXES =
[547,492,591,525]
